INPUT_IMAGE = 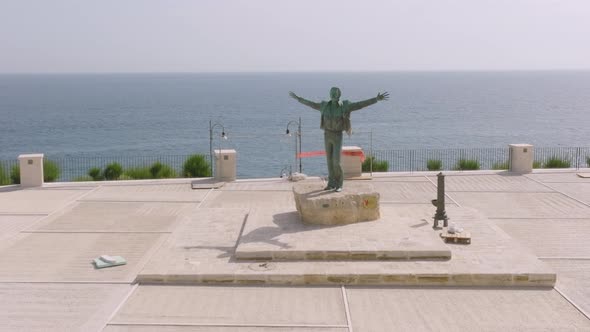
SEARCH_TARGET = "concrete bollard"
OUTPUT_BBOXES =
[214,149,236,181]
[18,154,44,187]
[509,144,534,173]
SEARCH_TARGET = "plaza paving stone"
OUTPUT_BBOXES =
[346,287,590,332]
[80,183,208,202]
[27,201,196,233]
[1,170,590,330]
[0,187,90,214]
[0,283,131,332]
[450,192,590,218]
[110,285,347,326]
[0,232,167,282]
[493,218,590,258]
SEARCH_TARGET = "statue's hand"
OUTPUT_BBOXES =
[377,92,389,101]
[289,91,299,100]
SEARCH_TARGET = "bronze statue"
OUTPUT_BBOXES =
[289,87,389,191]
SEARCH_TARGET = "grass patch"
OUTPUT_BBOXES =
[543,156,570,168]
[0,164,12,185]
[123,166,153,179]
[587,156,590,167]
[454,159,480,171]
[73,175,94,182]
[183,154,211,177]
[43,160,61,182]
[362,156,389,172]
[104,162,123,180]
[149,162,177,179]
[533,160,542,169]
[426,159,442,171]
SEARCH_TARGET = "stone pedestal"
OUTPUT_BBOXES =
[509,144,533,173]
[214,149,236,181]
[342,146,363,178]
[18,154,44,187]
[293,182,380,225]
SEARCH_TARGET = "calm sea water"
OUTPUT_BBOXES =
[1,71,589,178]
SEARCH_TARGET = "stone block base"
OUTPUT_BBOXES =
[293,182,380,225]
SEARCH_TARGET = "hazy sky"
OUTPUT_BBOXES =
[1,0,589,73]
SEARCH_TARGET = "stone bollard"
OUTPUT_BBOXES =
[214,149,236,181]
[509,144,534,173]
[342,146,363,178]
[18,154,44,187]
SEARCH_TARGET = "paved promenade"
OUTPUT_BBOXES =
[1,169,590,331]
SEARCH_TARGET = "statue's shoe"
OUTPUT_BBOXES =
[324,186,334,190]
[334,187,342,192]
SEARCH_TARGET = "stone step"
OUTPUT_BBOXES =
[234,209,451,261]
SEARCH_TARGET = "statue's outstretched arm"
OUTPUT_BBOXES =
[289,91,321,111]
[349,92,389,112]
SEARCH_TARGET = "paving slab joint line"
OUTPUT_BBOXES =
[195,188,214,209]
[341,285,354,332]
[19,185,102,232]
[539,257,590,260]
[21,230,173,234]
[425,175,462,207]
[80,199,202,203]
[525,175,590,208]
[0,281,132,284]
[101,283,138,330]
[107,322,349,328]
[555,286,590,322]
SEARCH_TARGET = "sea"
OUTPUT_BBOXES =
[1,71,589,178]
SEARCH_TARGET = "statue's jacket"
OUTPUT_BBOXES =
[319,98,378,135]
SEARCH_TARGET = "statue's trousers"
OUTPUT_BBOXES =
[324,130,343,188]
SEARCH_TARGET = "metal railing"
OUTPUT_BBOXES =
[0,159,18,185]
[371,147,511,172]
[0,147,589,184]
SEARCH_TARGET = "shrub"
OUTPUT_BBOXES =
[10,165,20,184]
[362,156,389,172]
[124,166,153,180]
[533,160,542,169]
[427,159,442,171]
[492,161,509,170]
[103,162,123,180]
[183,154,211,177]
[149,162,177,179]
[587,156,590,167]
[0,164,11,185]
[43,160,61,182]
[88,167,103,181]
[454,159,480,171]
[73,175,94,182]
[543,157,570,169]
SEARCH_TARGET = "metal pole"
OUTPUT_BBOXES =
[433,172,449,229]
[298,117,302,173]
[370,130,373,176]
[209,120,213,176]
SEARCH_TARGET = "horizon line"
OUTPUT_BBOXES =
[1,68,590,75]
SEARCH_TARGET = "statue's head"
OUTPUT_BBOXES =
[329,87,341,102]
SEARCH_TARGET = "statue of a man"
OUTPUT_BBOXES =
[289,87,389,192]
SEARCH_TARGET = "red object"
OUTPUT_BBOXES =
[298,150,365,162]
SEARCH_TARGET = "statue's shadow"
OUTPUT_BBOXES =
[238,210,337,249]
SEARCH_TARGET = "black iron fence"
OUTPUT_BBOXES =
[0,147,589,184]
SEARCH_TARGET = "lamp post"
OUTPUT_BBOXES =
[209,120,227,177]
[286,117,302,173]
